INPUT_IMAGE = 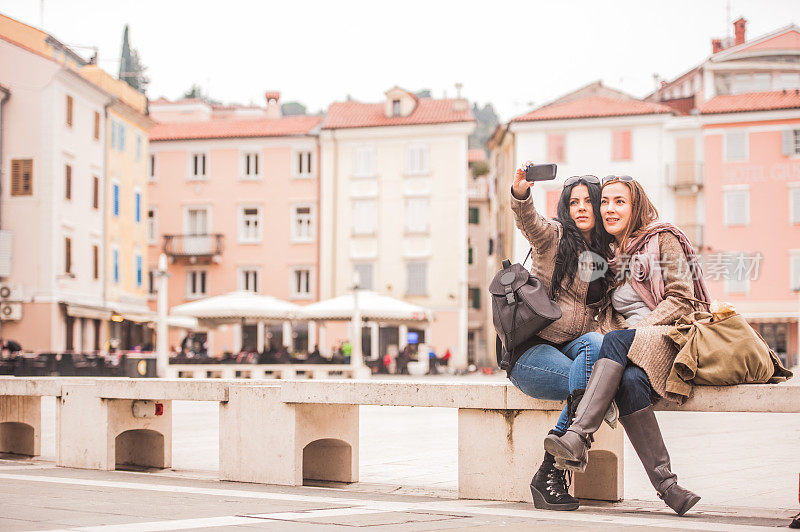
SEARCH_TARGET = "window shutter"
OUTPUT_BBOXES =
[93,176,99,209]
[65,237,71,273]
[66,95,73,126]
[791,188,800,224]
[65,165,71,199]
[94,112,100,140]
[783,130,795,156]
[11,159,34,196]
[93,245,99,279]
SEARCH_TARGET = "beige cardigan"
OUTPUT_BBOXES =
[596,231,705,403]
[510,189,599,344]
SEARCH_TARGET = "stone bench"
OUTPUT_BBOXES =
[167,364,356,380]
[222,380,623,504]
[0,377,232,471]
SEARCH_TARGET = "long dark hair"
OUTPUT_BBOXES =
[550,179,612,299]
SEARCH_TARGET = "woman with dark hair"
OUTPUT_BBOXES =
[544,175,710,516]
[509,162,613,511]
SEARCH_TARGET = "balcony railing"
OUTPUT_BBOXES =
[666,162,704,191]
[163,234,224,261]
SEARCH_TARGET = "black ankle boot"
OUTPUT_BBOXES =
[530,445,579,511]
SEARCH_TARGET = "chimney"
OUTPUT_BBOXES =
[712,38,724,54]
[734,17,747,46]
[264,91,281,119]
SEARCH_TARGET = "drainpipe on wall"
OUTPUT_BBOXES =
[102,103,110,335]
[0,86,10,341]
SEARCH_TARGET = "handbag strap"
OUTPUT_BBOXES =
[664,290,710,309]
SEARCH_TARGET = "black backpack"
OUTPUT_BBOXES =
[489,250,562,373]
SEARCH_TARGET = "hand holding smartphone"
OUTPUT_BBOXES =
[525,163,558,182]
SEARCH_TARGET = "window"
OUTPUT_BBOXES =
[148,154,157,181]
[715,73,731,95]
[724,130,747,161]
[148,269,156,295]
[112,183,120,216]
[405,197,429,233]
[406,262,427,296]
[64,165,72,200]
[66,95,73,127]
[468,245,474,265]
[353,263,374,290]
[547,134,565,162]
[65,237,72,274]
[392,99,401,116]
[113,248,119,283]
[190,153,207,179]
[134,191,141,223]
[723,188,750,226]
[791,252,800,291]
[92,245,99,280]
[187,270,207,298]
[136,135,142,161]
[352,199,377,235]
[723,252,754,295]
[612,130,632,161]
[405,144,429,175]
[753,73,771,92]
[242,152,260,179]
[296,150,313,177]
[93,111,100,140]
[92,176,99,209]
[293,205,313,242]
[778,73,800,91]
[782,129,800,157]
[353,146,376,177]
[239,207,261,243]
[469,287,481,310]
[291,268,311,298]
[731,74,753,94]
[791,185,800,224]
[147,208,158,244]
[469,206,480,224]
[240,268,259,293]
[10,159,33,196]
[111,121,126,151]
[135,254,143,287]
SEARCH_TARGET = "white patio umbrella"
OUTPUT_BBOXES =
[297,290,432,323]
[171,291,302,327]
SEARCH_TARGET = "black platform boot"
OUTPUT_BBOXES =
[530,432,579,511]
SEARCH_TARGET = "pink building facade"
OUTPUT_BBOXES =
[148,95,322,355]
[651,20,800,367]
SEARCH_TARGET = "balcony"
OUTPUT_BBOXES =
[666,162,704,193]
[163,234,224,263]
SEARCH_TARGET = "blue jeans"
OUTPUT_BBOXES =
[597,329,653,417]
[509,332,603,434]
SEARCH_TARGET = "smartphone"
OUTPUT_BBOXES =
[525,163,558,182]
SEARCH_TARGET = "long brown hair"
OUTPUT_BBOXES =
[602,178,659,255]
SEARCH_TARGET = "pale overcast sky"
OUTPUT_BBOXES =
[2,0,798,121]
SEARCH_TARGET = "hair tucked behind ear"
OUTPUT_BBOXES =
[607,180,659,256]
[550,180,612,299]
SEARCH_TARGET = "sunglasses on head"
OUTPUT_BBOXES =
[602,175,636,185]
[563,175,600,188]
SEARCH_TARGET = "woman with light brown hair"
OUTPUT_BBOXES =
[544,175,711,516]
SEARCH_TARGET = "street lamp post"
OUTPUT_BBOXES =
[155,253,170,378]
[350,271,370,378]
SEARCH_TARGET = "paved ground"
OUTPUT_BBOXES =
[2,373,799,530]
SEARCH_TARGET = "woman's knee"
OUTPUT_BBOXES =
[616,366,651,416]
[598,329,635,365]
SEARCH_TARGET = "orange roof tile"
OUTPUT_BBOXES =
[699,90,800,114]
[322,98,473,129]
[512,96,674,122]
[150,115,322,141]
[468,149,487,162]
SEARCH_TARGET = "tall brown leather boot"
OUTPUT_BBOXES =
[544,358,624,472]
[620,405,700,516]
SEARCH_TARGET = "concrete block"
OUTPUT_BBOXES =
[656,384,800,413]
[94,379,228,402]
[57,384,172,470]
[458,408,623,503]
[220,385,358,486]
[0,395,41,456]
